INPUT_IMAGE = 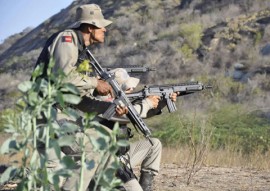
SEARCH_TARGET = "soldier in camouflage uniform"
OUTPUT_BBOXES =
[35,4,177,191]
[35,4,128,191]
[95,68,177,191]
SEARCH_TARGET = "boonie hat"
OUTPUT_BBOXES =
[110,68,140,91]
[70,4,112,28]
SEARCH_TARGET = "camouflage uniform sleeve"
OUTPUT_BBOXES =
[50,30,97,94]
[132,98,154,118]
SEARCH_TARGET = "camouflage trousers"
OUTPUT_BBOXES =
[123,138,162,191]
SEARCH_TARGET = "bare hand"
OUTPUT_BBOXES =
[95,80,114,97]
[170,92,178,102]
[147,95,161,109]
[115,105,128,116]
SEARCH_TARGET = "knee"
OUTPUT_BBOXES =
[150,138,162,150]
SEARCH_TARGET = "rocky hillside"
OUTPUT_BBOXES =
[0,0,270,110]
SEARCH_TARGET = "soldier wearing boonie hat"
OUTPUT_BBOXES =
[70,4,112,29]
[34,4,130,191]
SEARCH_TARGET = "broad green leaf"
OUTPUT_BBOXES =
[61,83,80,95]
[51,107,57,120]
[90,137,107,150]
[0,166,17,184]
[48,172,60,186]
[61,156,77,169]
[51,121,60,131]
[85,159,95,171]
[48,58,55,69]
[84,112,96,121]
[28,91,38,105]
[49,140,62,159]
[43,107,57,120]
[56,92,65,107]
[103,168,115,182]
[95,126,111,138]
[63,107,81,121]
[57,135,75,147]
[0,138,19,154]
[38,79,49,95]
[31,64,44,79]
[59,122,79,134]
[109,145,118,154]
[18,81,33,93]
[90,121,103,128]
[62,94,81,104]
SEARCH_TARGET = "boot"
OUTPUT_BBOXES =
[139,171,154,191]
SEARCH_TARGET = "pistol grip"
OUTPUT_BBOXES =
[167,99,177,113]
[103,103,117,120]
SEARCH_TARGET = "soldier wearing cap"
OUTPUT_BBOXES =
[35,4,128,191]
[94,68,178,191]
[95,68,164,191]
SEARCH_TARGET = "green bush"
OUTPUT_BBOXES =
[153,113,214,147]
[179,23,203,50]
[210,104,270,154]
[153,103,270,156]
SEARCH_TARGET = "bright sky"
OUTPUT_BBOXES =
[0,0,74,42]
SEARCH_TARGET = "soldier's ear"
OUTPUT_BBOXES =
[87,26,92,33]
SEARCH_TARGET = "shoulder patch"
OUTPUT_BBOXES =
[62,36,72,43]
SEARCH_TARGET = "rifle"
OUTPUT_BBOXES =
[104,65,156,75]
[126,82,212,113]
[84,48,153,144]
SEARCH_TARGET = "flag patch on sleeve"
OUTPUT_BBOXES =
[62,36,72,43]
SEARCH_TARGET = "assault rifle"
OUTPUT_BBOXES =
[126,82,212,113]
[85,48,153,143]
[104,65,156,75]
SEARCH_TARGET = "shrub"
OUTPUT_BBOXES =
[210,104,270,155]
[179,23,203,50]
[0,60,124,190]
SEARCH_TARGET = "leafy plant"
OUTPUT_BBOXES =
[0,59,125,190]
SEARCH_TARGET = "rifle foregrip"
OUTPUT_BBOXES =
[167,99,177,113]
[103,104,117,120]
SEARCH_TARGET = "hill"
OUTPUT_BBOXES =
[1,1,270,189]
[0,0,270,114]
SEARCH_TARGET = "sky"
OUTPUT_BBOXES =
[0,0,74,42]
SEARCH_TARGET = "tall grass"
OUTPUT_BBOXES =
[162,147,270,170]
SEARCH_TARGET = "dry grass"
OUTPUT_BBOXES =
[161,147,270,170]
[1,134,270,171]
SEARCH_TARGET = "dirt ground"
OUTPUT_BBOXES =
[1,163,270,191]
[150,164,270,191]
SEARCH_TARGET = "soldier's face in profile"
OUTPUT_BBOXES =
[91,27,106,43]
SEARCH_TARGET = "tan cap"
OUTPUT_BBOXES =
[110,68,140,91]
[70,4,112,28]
